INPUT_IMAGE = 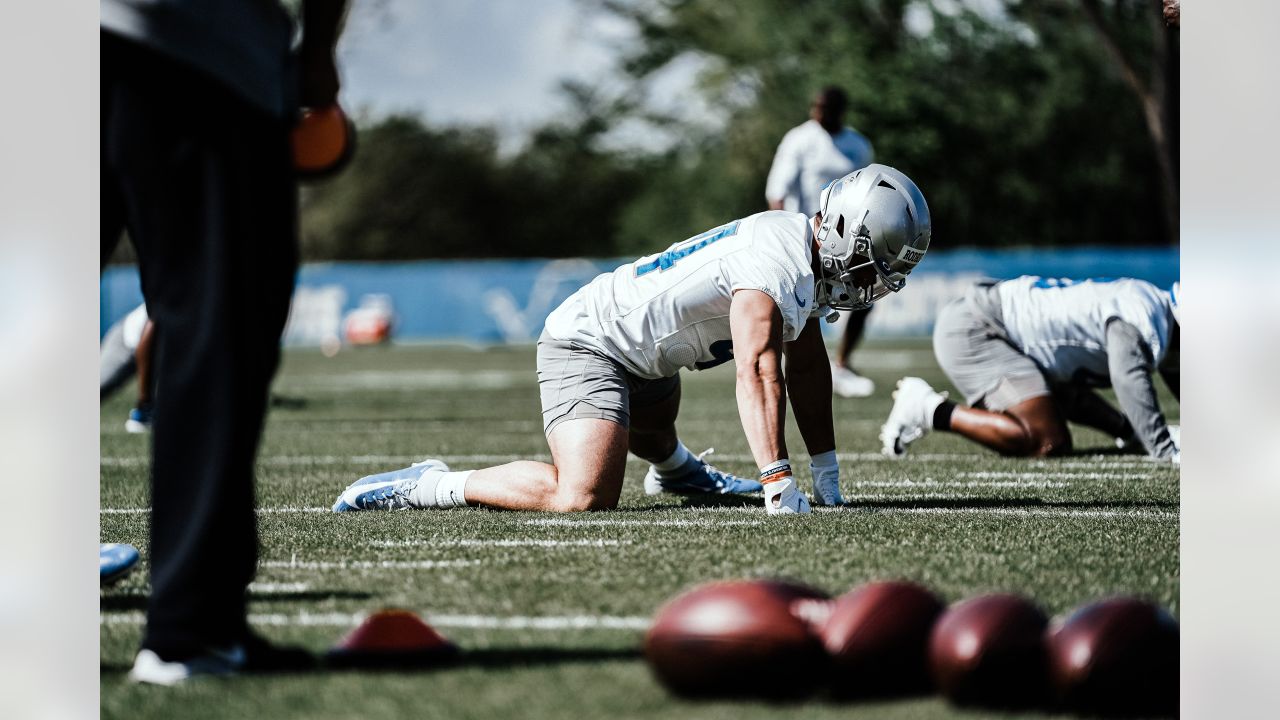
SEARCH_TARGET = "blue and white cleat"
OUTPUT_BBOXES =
[101,543,140,586]
[643,449,763,496]
[331,459,449,512]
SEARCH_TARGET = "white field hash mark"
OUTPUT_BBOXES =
[100,611,652,631]
[368,538,631,548]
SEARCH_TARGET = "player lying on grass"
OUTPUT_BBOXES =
[881,277,1180,462]
[333,164,931,515]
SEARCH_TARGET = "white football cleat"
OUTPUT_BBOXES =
[831,363,875,398]
[332,459,449,512]
[880,377,947,458]
[763,477,811,515]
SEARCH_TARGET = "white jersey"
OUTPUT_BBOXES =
[765,119,875,216]
[545,211,818,379]
[997,277,1173,385]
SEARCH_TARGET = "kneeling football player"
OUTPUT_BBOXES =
[334,164,932,515]
[881,277,1180,462]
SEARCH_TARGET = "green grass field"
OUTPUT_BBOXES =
[100,339,1179,719]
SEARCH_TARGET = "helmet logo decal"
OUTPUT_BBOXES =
[897,246,926,265]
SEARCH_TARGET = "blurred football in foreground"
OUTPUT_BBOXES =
[1047,597,1178,717]
[929,593,1049,708]
[820,580,944,697]
[644,579,830,699]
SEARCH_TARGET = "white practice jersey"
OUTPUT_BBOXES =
[765,120,875,216]
[997,276,1174,385]
[545,211,819,379]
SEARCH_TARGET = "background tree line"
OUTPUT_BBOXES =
[297,0,1177,261]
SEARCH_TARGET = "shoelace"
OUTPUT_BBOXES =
[693,448,737,488]
[360,480,417,510]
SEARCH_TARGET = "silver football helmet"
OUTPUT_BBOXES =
[813,164,931,311]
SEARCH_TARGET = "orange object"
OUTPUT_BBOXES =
[325,609,458,668]
[292,104,355,179]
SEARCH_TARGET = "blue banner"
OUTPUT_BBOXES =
[101,247,1178,344]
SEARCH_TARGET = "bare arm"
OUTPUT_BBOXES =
[730,290,788,469]
[767,199,785,211]
[299,0,349,107]
[783,318,835,456]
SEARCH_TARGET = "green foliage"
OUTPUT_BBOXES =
[298,0,1174,260]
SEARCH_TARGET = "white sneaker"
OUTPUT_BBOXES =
[763,477,811,515]
[831,364,875,398]
[880,377,946,458]
[128,647,245,685]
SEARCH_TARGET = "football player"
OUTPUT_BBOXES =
[334,164,931,515]
[881,277,1180,462]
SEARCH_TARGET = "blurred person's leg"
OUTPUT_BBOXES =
[832,307,874,397]
[125,319,156,432]
[102,33,297,659]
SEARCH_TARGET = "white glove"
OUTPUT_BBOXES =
[810,462,844,506]
[763,477,811,515]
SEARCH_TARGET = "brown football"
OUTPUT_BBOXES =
[929,593,1050,708]
[644,579,831,699]
[1047,597,1178,717]
[820,580,945,697]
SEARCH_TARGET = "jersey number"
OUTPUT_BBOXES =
[1032,277,1117,289]
[694,340,735,370]
[635,221,740,277]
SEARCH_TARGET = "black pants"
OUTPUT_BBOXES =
[101,33,298,656]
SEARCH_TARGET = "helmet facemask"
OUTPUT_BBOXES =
[814,209,907,312]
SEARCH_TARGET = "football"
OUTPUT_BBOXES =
[929,593,1050,708]
[819,580,945,697]
[644,579,831,699]
[1046,597,1179,716]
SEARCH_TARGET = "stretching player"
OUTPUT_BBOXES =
[881,277,1180,462]
[333,164,932,515]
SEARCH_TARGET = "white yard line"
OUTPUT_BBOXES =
[852,507,1177,520]
[523,518,763,528]
[368,538,631,548]
[956,471,1162,481]
[101,506,331,515]
[850,479,1069,489]
[248,582,310,594]
[259,559,478,570]
[99,611,651,631]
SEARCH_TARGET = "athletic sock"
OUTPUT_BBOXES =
[932,400,957,431]
[434,471,472,509]
[408,469,472,508]
[653,441,700,478]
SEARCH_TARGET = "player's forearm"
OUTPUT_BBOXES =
[736,359,788,468]
[1107,321,1177,459]
[784,356,835,456]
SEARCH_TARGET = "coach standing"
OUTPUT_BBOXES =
[101,0,348,683]
[765,86,877,398]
